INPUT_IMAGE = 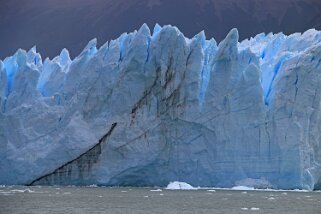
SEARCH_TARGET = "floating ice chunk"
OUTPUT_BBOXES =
[10,189,25,193]
[166,182,197,190]
[231,186,255,191]
[250,207,260,211]
[10,189,34,193]
[150,189,162,192]
[235,178,273,189]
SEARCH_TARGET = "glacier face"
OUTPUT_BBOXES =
[0,24,321,190]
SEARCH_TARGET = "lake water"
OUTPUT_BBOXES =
[0,186,321,213]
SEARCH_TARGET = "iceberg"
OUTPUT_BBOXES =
[0,24,321,190]
[166,181,197,190]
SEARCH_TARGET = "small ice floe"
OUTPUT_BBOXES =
[282,192,288,195]
[121,190,127,193]
[10,189,34,193]
[166,181,197,190]
[232,186,255,191]
[88,184,98,188]
[10,189,25,193]
[241,208,248,210]
[268,197,275,200]
[144,195,149,198]
[235,178,272,189]
[150,189,162,192]
[305,195,311,198]
[293,189,308,192]
[250,207,260,211]
[97,195,103,198]
[207,189,216,192]
[159,193,164,196]
[242,192,247,194]
[25,189,35,193]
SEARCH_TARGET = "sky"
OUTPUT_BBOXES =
[0,0,320,59]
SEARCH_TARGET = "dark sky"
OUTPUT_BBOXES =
[0,0,321,59]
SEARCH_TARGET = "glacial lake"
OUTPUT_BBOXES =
[0,186,321,213]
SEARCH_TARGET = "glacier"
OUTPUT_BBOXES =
[0,24,321,190]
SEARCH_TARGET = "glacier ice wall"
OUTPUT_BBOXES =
[1,24,321,190]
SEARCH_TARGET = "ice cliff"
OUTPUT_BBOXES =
[1,24,321,190]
